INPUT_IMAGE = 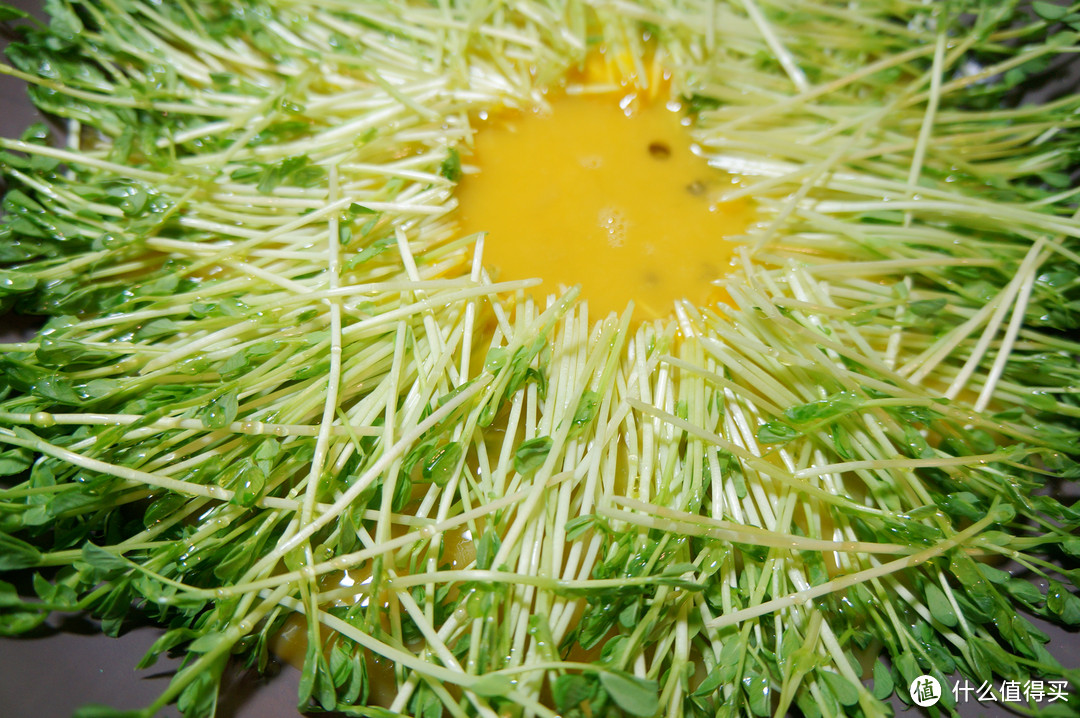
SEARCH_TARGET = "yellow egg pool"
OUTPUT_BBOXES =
[458,80,754,317]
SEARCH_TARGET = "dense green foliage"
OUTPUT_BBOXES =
[0,0,1079,716]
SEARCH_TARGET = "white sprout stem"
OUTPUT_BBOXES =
[252,375,489,572]
[973,241,1049,412]
[903,30,946,228]
[707,507,1002,630]
[739,0,808,92]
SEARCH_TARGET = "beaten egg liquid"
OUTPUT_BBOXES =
[457,84,754,319]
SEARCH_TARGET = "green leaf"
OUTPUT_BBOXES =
[476,530,500,570]
[470,673,513,697]
[894,652,920,689]
[716,639,742,683]
[1006,578,1043,606]
[0,605,48,634]
[801,550,828,587]
[976,563,1010,585]
[968,636,1020,682]
[820,670,859,706]
[223,458,266,507]
[177,653,225,716]
[505,341,545,396]
[741,670,771,717]
[81,543,129,572]
[200,390,239,429]
[256,154,325,193]
[784,392,858,424]
[570,391,601,436]
[187,630,228,655]
[831,423,854,459]
[871,660,893,700]
[565,514,597,541]
[756,422,799,444]
[908,298,946,317]
[937,492,984,522]
[0,269,37,295]
[346,237,395,269]
[925,583,958,627]
[391,473,412,512]
[661,562,698,578]
[0,531,42,569]
[137,627,197,669]
[683,93,722,114]
[439,147,461,182]
[192,298,248,318]
[330,634,356,686]
[901,424,933,458]
[553,674,595,713]
[1034,1,1070,21]
[94,578,133,637]
[693,664,725,697]
[599,670,659,717]
[143,493,188,528]
[795,691,823,718]
[483,347,509,373]
[342,649,366,704]
[34,375,82,405]
[514,436,552,475]
[422,443,462,486]
[1047,581,1080,625]
[1061,537,1080,557]
[82,378,119,401]
[409,683,442,718]
[219,347,255,379]
[988,503,1016,524]
[403,438,438,476]
[0,3,29,21]
[134,318,180,341]
[0,580,23,608]
[0,448,32,476]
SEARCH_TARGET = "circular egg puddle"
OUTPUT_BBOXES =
[456,57,755,319]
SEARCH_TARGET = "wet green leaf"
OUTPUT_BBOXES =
[422,442,461,486]
[871,660,893,700]
[1034,1,1070,21]
[470,673,513,697]
[514,436,552,475]
[599,670,659,717]
[820,670,859,706]
[81,543,128,572]
[0,531,41,569]
[553,673,595,713]
[200,390,239,429]
[926,583,958,627]
[756,422,799,444]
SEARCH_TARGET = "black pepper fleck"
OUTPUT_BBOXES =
[648,141,671,159]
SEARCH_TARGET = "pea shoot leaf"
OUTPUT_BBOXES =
[598,670,659,717]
